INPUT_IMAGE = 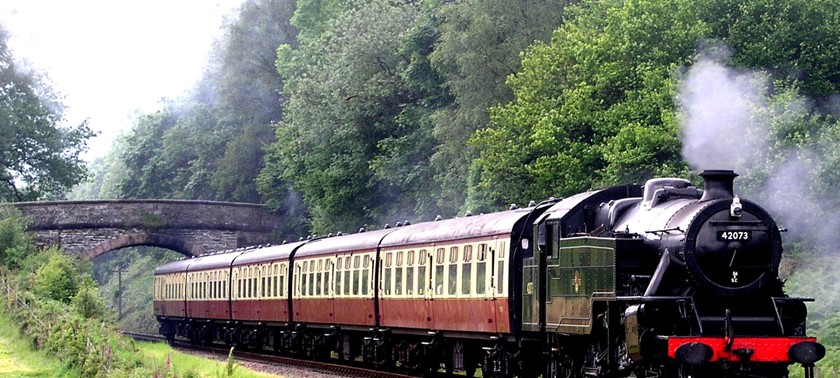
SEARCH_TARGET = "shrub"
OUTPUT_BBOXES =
[0,205,37,269]
[72,276,108,319]
[33,251,80,303]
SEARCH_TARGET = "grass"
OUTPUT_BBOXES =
[0,312,77,378]
[136,341,283,378]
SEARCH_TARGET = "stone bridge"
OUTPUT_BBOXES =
[11,200,286,259]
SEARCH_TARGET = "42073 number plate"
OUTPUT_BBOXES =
[717,231,751,241]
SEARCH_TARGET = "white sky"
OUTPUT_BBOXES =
[0,0,245,160]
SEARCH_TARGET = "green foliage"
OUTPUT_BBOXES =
[223,347,238,377]
[0,27,95,201]
[0,205,37,269]
[704,0,840,98]
[471,0,704,208]
[68,144,129,200]
[33,250,80,303]
[264,0,437,232]
[92,247,183,334]
[72,276,107,319]
[428,0,567,213]
[469,0,840,209]
[113,0,299,207]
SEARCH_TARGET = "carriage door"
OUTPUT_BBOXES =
[421,247,435,329]
[477,241,498,332]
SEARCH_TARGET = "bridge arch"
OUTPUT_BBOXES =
[12,200,286,259]
[83,233,203,259]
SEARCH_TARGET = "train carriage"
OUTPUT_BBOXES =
[377,206,549,335]
[153,258,191,320]
[229,242,303,323]
[184,252,240,321]
[291,229,389,329]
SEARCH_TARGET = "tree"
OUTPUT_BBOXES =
[211,0,299,203]
[470,0,705,208]
[429,0,567,213]
[263,0,436,232]
[0,27,95,201]
[34,250,81,303]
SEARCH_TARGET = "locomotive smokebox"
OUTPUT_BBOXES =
[700,170,738,201]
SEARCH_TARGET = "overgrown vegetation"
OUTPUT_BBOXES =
[0,206,258,377]
[93,246,183,334]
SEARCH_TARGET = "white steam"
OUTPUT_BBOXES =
[677,48,840,254]
[678,50,769,172]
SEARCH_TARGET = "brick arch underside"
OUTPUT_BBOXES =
[83,233,201,259]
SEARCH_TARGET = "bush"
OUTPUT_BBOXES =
[0,205,37,269]
[72,276,107,319]
[33,250,80,303]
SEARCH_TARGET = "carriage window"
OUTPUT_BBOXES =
[246,276,252,298]
[418,250,427,296]
[354,256,361,268]
[477,258,487,295]
[395,263,403,295]
[362,268,370,296]
[316,261,323,296]
[497,243,506,295]
[435,248,445,295]
[336,264,343,297]
[385,253,393,267]
[310,267,316,296]
[384,262,392,295]
[462,259,472,295]
[279,269,285,297]
[407,258,415,295]
[448,247,458,295]
[324,268,331,296]
[352,267,359,295]
[301,263,308,297]
[262,276,267,297]
[364,255,371,268]
[396,251,403,267]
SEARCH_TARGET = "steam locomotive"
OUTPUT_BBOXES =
[154,170,824,377]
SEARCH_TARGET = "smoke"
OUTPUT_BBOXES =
[678,47,769,172]
[677,46,840,254]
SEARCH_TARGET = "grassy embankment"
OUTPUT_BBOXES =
[0,309,73,378]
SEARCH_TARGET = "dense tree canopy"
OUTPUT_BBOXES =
[262,0,435,232]
[470,0,840,209]
[73,0,840,241]
[114,0,297,203]
[0,28,94,201]
[428,0,567,214]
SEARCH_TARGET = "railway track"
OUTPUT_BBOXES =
[122,331,413,378]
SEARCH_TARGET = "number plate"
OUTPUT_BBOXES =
[717,231,751,241]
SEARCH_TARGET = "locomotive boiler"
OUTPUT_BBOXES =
[154,170,823,377]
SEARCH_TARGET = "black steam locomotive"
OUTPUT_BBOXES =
[154,170,823,377]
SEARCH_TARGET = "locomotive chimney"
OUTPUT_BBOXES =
[700,170,738,201]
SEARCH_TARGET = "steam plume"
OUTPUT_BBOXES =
[677,47,839,254]
[678,48,768,172]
